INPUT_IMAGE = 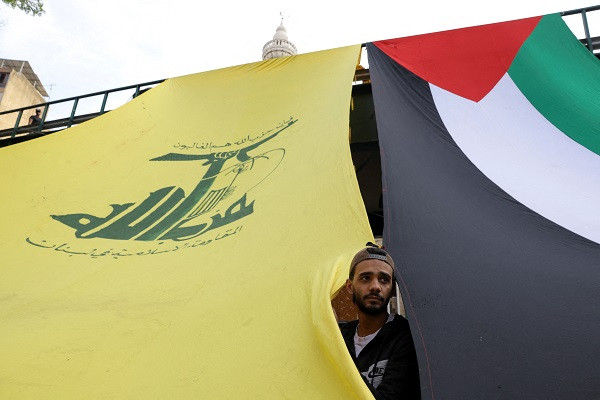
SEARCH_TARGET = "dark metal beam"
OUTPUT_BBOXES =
[0,78,165,116]
[561,5,600,16]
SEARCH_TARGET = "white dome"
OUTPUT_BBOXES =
[262,21,297,60]
[273,22,288,40]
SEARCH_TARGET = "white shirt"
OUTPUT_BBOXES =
[353,314,395,357]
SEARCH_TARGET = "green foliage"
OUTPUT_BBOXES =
[2,0,44,16]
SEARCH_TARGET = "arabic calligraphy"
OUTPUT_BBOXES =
[26,226,243,259]
[50,117,297,242]
[172,117,294,151]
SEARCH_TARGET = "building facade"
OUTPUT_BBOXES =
[0,59,48,129]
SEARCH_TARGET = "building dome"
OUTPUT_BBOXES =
[262,21,297,60]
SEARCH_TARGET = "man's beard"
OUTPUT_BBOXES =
[353,291,392,316]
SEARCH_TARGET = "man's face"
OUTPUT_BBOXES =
[346,259,394,316]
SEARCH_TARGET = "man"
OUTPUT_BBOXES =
[339,243,421,399]
[29,108,42,125]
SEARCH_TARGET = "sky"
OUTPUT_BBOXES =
[0,0,598,117]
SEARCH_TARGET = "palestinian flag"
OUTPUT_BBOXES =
[369,14,600,399]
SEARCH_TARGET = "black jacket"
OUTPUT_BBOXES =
[339,315,421,400]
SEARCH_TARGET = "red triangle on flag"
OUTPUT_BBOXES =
[374,16,542,102]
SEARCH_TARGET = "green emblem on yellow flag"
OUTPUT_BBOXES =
[50,118,296,242]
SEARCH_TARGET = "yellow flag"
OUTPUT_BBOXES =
[0,45,375,399]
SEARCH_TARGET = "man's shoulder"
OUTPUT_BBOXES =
[384,314,411,334]
[390,314,409,326]
[338,319,359,335]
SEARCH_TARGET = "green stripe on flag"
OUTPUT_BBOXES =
[509,13,600,155]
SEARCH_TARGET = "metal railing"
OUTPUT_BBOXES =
[561,5,600,52]
[0,79,164,145]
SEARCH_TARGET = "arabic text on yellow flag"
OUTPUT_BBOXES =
[0,45,374,399]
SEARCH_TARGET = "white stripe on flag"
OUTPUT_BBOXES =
[431,73,600,244]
